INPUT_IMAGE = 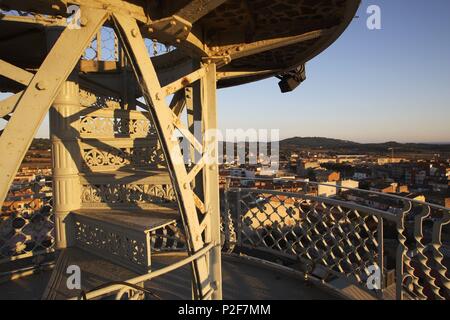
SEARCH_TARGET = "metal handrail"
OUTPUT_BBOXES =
[229,186,400,222]
[222,178,450,300]
[224,175,450,211]
[69,242,216,300]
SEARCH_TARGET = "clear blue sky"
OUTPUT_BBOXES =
[217,0,450,143]
[3,0,450,143]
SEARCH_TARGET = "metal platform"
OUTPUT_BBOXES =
[72,209,178,232]
[70,208,179,273]
[0,0,360,88]
[1,247,340,300]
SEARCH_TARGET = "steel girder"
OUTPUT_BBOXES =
[112,13,222,299]
[0,7,109,206]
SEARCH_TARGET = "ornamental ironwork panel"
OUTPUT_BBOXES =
[73,217,149,269]
[81,184,176,208]
[82,144,165,170]
[79,114,154,138]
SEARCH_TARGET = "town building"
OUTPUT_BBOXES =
[317,179,359,197]
[377,157,407,165]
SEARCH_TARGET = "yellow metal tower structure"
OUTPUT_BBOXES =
[0,0,360,299]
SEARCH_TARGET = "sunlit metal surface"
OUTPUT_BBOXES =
[0,1,361,300]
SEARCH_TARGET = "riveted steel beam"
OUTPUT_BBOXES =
[0,59,34,86]
[171,0,228,24]
[213,29,331,68]
[199,63,222,299]
[0,7,109,206]
[169,90,187,116]
[112,12,217,299]
[0,92,24,118]
[161,66,206,97]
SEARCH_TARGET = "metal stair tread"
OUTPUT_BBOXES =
[42,247,139,300]
[72,207,178,233]
[79,167,170,184]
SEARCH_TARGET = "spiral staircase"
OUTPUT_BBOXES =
[0,0,374,300]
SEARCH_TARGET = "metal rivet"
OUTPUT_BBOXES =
[80,16,88,27]
[183,183,189,189]
[176,38,181,43]
[170,20,177,26]
[183,26,189,32]
[148,27,154,33]
[131,28,138,37]
[36,81,48,91]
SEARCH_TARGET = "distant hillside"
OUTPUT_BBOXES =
[280,137,450,154]
[30,137,450,155]
[281,137,359,149]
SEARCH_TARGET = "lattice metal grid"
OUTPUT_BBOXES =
[83,26,119,61]
[0,197,54,263]
[223,182,450,300]
[237,190,381,284]
[81,26,175,61]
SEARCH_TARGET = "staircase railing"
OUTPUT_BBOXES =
[222,176,450,300]
[70,242,215,300]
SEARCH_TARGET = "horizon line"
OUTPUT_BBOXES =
[33,135,450,145]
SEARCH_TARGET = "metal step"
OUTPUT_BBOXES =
[79,168,171,185]
[70,208,179,274]
[78,168,174,209]
[42,247,139,300]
